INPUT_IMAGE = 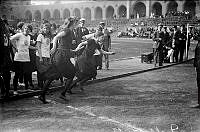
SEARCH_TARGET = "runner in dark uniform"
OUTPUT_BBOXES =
[38,17,79,103]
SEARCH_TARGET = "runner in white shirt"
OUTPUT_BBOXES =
[10,24,36,95]
[35,23,52,90]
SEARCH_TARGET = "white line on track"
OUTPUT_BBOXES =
[45,98,147,132]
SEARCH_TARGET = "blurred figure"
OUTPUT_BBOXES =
[0,18,13,98]
[193,22,200,108]
[179,25,187,62]
[101,28,111,70]
[172,26,182,63]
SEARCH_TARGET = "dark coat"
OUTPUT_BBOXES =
[194,30,200,68]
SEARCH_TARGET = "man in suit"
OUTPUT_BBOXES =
[73,18,89,50]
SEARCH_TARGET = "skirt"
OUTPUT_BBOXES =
[39,49,76,80]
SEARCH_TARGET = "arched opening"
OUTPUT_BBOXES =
[106,6,114,19]
[34,10,41,21]
[118,5,127,18]
[63,8,70,19]
[73,8,81,18]
[152,2,162,17]
[183,0,196,18]
[95,7,102,20]
[43,9,51,20]
[167,1,178,13]
[25,10,32,20]
[53,9,60,19]
[83,8,91,20]
[132,2,146,18]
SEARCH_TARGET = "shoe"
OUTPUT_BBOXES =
[18,83,25,87]
[191,104,200,109]
[13,91,18,95]
[38,95,49,104]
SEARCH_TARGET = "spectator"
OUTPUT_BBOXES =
[172,26,182,63]
[193,22,200,108]
[35,23,52,90]
[152,23,165,67]
[0,18,13,98]
[10,24,35,94]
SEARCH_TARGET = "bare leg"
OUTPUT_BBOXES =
[61,78,74,96]
[39,79,53,104]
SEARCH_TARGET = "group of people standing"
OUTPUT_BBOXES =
[152,23,192,67]
[0,16,114,103]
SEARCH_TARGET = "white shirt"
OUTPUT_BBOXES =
[36,34,51,58]
[10,33,30,62]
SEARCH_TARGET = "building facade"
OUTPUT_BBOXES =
[1,0,200,21]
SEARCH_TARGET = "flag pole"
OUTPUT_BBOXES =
[185,23,189,60]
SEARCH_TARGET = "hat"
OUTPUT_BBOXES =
[80,18,86,22]
[99,21,105,25]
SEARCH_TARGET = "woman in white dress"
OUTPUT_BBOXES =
[35,23,52,90]
[10,24,36,95]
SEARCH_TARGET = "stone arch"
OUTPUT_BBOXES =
[73,8,81,18]
[83,7,91,20]
[167,0,178,13]
[118,5,127,18]
[53,9,60,19]
[132,2,146,18]
[183,0,196,17]
[63,8,70,19]
[152,2,162,17]
[106,6,114,19]
[94,7,102,20]
[34,10,41,21]
[43,9,51,20]
[25,10,32,20]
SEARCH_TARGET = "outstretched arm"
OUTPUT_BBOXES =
[100,48,115,55]
[73,41,88,52]
[51,31,66,54]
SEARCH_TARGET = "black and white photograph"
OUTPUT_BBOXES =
[0,0,200,131]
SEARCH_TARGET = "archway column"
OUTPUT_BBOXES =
[126,0,130,19]
[114,7,118,19]
[60,9,64,20]
[145,1,150,18]
[91,7,95,20]
[196,1,200,17]
[102,7,106,20]
[162,2,167,17]
[177,1,183,12]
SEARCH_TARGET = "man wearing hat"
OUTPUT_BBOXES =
[96,21,112,70]
[152,23,164,67]
[73,18,89,54]
[193,21,200,108]
[179,24,187,62]
[172,25,182,62]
